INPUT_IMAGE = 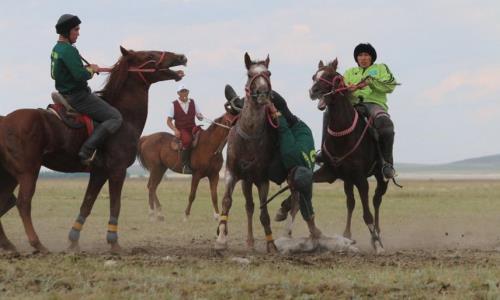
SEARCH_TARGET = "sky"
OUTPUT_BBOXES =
[0,0,499,164]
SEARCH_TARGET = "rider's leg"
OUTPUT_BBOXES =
[66,89,123,164]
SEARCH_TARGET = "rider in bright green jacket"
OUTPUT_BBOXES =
[317,43,398,180]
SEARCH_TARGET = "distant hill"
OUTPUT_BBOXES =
[397,154,500,173]
[39,154,500,179]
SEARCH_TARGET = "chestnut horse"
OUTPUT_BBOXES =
[137,110,237,222]
[309,59,387,254]
[0,46,187,253]
[215,53,279,253]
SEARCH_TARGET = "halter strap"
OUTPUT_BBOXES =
[98,51,169,85]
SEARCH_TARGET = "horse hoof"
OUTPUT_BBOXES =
[246,239,255,250]
[0,241,18,253]
[183,215,189,222]
[213,213,220,221]
[67,241,81,253]
[156,215,165,222]
[214,240,228,251]
[375,246,386,255]
[266,241,278,254]
[109,243,124,255]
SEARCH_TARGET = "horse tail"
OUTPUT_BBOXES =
[136,136,150,171]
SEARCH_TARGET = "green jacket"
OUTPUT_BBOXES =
[343,63,397,111]
[277,115,316,171]
[51,41,93,94]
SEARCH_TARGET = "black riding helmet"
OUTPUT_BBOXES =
[55,14,81,37]
[353,43,377,65]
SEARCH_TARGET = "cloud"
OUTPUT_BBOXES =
[423,66,500,104]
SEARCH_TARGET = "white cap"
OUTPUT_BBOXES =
[177,84,189,92]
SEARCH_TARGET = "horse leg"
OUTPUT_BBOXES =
[257,181,277,253]
[356,179,384,254]
[284,191,300,238]
[184,172,202,222]
[107,169,126,254]
[343,181,355,240]
[147,165,166,221]
[16,172,48,253]
[241,180,255,250]
[0,170,18,252]
[215,171,237,251]
[208,173,220,221]
[68,170,108,251]
[373,174,388,239]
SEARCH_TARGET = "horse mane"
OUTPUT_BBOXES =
[102,55,130,102]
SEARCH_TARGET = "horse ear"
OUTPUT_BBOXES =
[318,60,324,69]
[330,58,338,70]
[120,46,130,56]
[264,54,270,68]
[244,52,252,70]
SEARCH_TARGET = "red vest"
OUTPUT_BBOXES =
[173,99,196,129]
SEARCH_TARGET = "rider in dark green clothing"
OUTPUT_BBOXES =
[224,86,322,238]
[51,14,122,165]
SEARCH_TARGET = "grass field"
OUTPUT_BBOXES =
[0,178,499,299]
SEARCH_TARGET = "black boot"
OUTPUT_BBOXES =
[315,109,329,164]
[181,148,192,174]
[380,131,396,180]
[78,126,111,165]
[275,195,292,222]
[224,84,244,113]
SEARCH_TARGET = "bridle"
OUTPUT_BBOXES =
[245,68,272,101]
[99,52,172,85]
[315,71,349,98]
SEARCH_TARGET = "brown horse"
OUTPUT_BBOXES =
[137,110,237,222]
[0,46,187,253]
[309,59,388,254]
[215,53,279,253]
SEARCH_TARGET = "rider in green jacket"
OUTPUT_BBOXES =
[51,14,122,165]
[224,86,322,237]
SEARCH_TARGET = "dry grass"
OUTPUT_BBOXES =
[0,178,499,299]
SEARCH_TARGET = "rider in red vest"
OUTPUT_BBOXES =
[166,85,204,174]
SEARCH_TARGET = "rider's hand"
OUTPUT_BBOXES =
[196,113,204,121]
[89,64,100,73]
[174,129,181,138]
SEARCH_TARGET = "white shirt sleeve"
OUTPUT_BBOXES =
[167,102,175,119]
[192,99,201,115]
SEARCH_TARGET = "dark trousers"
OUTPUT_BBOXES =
[66,89,122,135]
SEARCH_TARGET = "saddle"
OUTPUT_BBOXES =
[169,126,202,151]
[47,92,94,137]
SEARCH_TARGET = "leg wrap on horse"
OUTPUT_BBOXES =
[106,216,118,244]
[291,166,314,221]
[68,214,86,242]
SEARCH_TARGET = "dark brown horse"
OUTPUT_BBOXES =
[0,46,187,253]
[215,53,278,253]
[309,59,388,254]
[137,111,236,222]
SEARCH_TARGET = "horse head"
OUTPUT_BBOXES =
[309,58,345,111]
[118,46,187,84]
[244,52,272,106]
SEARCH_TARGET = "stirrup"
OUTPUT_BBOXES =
[182,165,192,175]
